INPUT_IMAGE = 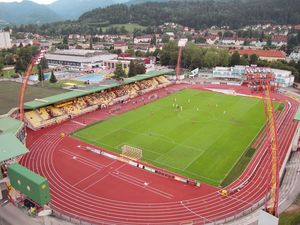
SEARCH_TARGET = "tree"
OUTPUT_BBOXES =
[150,35,157,45]
[49,70,57,83]
[135,62,146,74]
[162,34,170,43]
[63,36,68,45]
[113,63,126,80]
[266,36,272,47]
[38,66,45,86]
[0,63,3,74]
[128,60,136,77]
[125,48,135,57]
[203,51,219,68]
[160,41,178,66]
[249,54,259,65]
[0,57,4,73]
[15,57,25,73]
[240,55,249,66]
[40,57,48,70]
[230,51,241,66]
[89,36,93,50]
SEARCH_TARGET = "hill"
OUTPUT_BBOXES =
[0,0,60,24]
[48,0,129,20]
[79,0,300,29]
[0,0,130,25]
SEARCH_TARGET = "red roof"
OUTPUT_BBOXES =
[114,42,128,46]
[232,49,286,58]
[32,40,40,45]
[294,24,300,30]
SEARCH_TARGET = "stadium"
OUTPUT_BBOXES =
[1,55,300,224]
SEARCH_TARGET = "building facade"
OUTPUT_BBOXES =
[45,49,117,70]
[0,31,12,49]
[212,65,294,87]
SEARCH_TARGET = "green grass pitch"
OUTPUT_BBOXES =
[72,89,266,186]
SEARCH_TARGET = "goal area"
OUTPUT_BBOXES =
[121,145,143,160]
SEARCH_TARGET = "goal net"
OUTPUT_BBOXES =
[121,145,143,160]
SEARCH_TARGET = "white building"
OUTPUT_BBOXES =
[45,49,117,70]
[272,68,294,87]
[0,31,12,49]
[213,65,294,87]
[134,35,152,44]
[287,52,300,62]
[212,66,245,79]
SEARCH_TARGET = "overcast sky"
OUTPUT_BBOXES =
[0,0,56,4]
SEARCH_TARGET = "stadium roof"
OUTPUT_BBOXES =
[0,117,23,135]
[45,53,117,63]
[24,70,173,110]
[0,133,28,162]
[294,106,300,121]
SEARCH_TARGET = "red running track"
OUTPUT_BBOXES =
[20,84,299,224]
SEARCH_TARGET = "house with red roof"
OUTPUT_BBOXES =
[113,42,128,53]
[294,24,300,30]
[232,49,286,61]
[205,35,219,45]
[272,35,288,47]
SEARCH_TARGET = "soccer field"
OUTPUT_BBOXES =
[73,89,266,186]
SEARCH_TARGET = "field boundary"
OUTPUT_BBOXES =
[72,89,267,187]
[220,102,283,187]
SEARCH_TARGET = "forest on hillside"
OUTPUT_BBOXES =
[12,0,300,35]
[79,0,300,28]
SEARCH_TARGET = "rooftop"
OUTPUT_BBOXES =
[0,117,23,135]
[232,49,286,58]
[0,133,28,162]
[9,163,46,184]
[45,53,117,63]
[53,49,107,57]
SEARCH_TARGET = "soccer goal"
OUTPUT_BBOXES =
[121,145,143,160]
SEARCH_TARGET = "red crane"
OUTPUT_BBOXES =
[19,50,46,121]
[175,39,188,81]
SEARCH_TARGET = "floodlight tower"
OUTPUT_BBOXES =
[245,66,279,216]
[19,50,46,121]
[176,39,188,81]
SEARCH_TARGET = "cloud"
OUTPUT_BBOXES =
[0,0,56,4]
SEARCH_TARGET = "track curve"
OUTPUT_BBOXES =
[21,84,299,224]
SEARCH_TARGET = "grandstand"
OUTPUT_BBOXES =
[24,71,171,130]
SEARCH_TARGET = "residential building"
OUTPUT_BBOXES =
[113,42,128,53]
[221,37,236,45]
[103,59,130,69]
[232,49,286,61]
[271,35,288,47]
[205,35,219,45]
[287,52,300,62]
[212,65,294,87]
[0,31,12,49]
[134,35,152,44]
[11,39,33,47]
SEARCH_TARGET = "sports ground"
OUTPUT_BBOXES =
[73,89,266,186]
